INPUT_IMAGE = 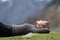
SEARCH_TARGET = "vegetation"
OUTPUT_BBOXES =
[0,32,60,40]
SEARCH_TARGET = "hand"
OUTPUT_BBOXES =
[36,20,48,29]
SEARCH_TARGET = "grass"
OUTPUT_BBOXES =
[0,32,60,40]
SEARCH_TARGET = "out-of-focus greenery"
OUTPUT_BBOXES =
[0,32,60,40]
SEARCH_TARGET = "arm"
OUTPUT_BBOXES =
[30,28,50,33]
[20,23,50,33]
[0,22,13,37]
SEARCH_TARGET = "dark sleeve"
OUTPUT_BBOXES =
[30,27,50,33]
[18,23,50,33]
[0,22,13,37]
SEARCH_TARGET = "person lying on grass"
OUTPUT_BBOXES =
[0,21,50,37]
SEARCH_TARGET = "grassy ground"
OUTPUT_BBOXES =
[0,32,60,40]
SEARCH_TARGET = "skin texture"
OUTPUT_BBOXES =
[36,20,50,29]
[0,22,50,37]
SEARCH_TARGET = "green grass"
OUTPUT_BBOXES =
[0,32,60,40]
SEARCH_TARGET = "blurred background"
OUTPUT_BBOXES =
[0,0,60,31]
[0,0,51,24]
